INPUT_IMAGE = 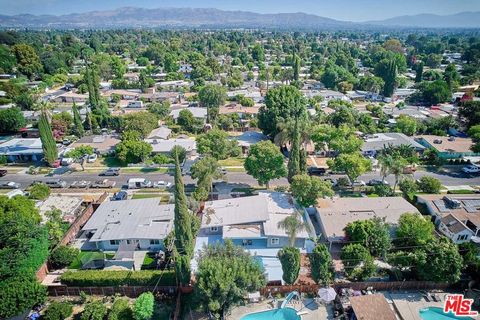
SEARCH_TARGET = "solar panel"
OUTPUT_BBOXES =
[433,200,450,213]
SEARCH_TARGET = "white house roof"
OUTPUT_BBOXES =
[0,138,43,155]
[82,198,174,242]
[362,133,425,152]
[147,126,172,140]
[170,107,207,120]
[146,138,196,153]
[231,131,268,147]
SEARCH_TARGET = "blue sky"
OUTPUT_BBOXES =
[2,0,480,21]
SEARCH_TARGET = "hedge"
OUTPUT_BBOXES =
[60,270,176,287]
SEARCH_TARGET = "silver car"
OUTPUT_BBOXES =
[0,181,20,189]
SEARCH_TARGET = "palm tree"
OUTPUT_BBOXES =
[277,211,308,247]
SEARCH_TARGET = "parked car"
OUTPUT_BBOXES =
[154,181,172,188]
[70,180,91,188]
[0,181,20,189]
[91,179,116,188]
[43,179,67,188]
[367,179,389,186]
[307,167,327,176]
[128,178,152,189]
[352,180,366,187]
[0,169,7,177]
[100,168,120,176]
[61,158,75,166]
[462,165,480,174]
[87,153,98,163]
[112,190,128,201]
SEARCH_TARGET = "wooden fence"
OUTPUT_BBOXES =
[47,285,177,298]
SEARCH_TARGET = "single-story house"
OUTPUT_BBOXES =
[219,103,260,118]
[415,135,480,159]
[81,198,174,251]
[70,135,121,155]
[230,131,268,155]
[146,138,196,155]
[195,192,314,284]
[417,194,480,244]
[170,107,207,123]
[362,133,425,157]
[314,197,419,247]
[37,195,84,224]
[0,138,43,162]
[147,126,172,140]
[51,91,89,104]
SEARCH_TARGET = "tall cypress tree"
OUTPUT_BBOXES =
[38,110,58,165]
[72,103,84,138]
[383,59,397,97]
[288,119,301,183]
[173,150,194,284]
[293,52,301,81]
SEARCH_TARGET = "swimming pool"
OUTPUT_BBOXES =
[240,307,300,320]
[419,307,475,320]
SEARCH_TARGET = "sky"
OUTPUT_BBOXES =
[2,0,480,22]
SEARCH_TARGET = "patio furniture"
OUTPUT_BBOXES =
[248,291,261,303]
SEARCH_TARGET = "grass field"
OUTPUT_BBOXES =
[132,194,171,202]
[69,251,115,269]
[218,157,245,167]
[120,167,169,174]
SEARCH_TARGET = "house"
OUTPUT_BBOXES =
[195,192,314,284]
[361,133,425,157]
[170,107,207,123]
[0,138,43,162]
[37,195,84,224]
[302,89,350,102]
[417,194,480,243]
[231,131,268,155]
[127,101,144,108]
[51,91,89,104]
[415,135,480,159]
[81,198,174,251]
[314,197,419,247]
[70,134,121,155]
[146,138,196,155]
[349,294,397,320]
[147,126,172,140]
[219,103,260,118]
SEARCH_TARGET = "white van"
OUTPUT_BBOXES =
[127,178,153,189]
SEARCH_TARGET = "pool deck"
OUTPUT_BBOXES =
[385,292,449,320]
[228,298,334,320]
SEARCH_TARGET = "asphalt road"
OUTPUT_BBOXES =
[0,166,479,190]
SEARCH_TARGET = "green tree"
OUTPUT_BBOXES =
[344,218,391,257]
[0,279,47,319]
[170,146,186,164]
[258,85,307,138]
[108,297,133,320]
[81,300,107,320]
[293,52,301,81]
[328,152,372,185]
[49,245,79,270]
[399,178,418,201]
[198,84,226,123]
[72,103,85,138]
[0,107,26,133]
[309,243,333,285]
[341,244,375,281]
[278,247,301,285]
[396,213,434,247]
[28,183,50,200]
[375,58,397,97]
[196,241,265,318]
[416,237,462,283]
[38,110,58,165]
[311,124,363,155]
[65,145,94,159]
[415,62,424,83]
[147,101,170,119]
[133,292,154,320]
[458,101,480,130]
[116,135,152,164]
[197,128,240,160]
[395,115,417,136]
[191,156,223,201]
[291,174,334,207]
[244,140,287,189]
[287,119,305,183]
[44,301,73,320]
[12,44,42,79]
[418,80,451,106]
[417,176,442,193]
[122,111,158,139]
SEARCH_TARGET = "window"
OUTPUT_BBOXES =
[210,226,219,232]
[241,239,253,246]
[270,238,280,245]
[150,239,160,245]
[109,240,120,245]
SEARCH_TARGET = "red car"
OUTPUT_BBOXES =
[51,160,61,168]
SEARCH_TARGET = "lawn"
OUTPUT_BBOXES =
[120,167,169,174]
[101,156,125,167]
[69,251,115,269]
[218,157,245,167]
[224,167,246,172]
[132,194,171,202]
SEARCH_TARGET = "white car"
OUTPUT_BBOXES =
[87,153,98,163]
[462,165,480,174]
[154,181,172,188]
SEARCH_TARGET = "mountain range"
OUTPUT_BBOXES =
[0,7,479,29]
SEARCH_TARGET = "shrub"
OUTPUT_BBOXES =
[49,245,80,270]
[277,247,300,285]
[0,155,7,165]
[399,178,418,201]
[152,153,172,165]
[0,278,47,319]
[417,176,442,193]
[44,301,73,320]
[133,292,154,320]
[108,297,133,320]
[373,184,393,197]
[60,270,176,287]
[29,183,50,200]
[81,300,107,320]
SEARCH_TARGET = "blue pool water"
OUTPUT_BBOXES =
[240,307,300,320]
[419,307,475,320]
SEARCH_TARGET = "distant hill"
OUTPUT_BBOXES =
[367,11,480,28]
[0,7,479,29]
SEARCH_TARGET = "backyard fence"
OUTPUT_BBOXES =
[47,285,177,298]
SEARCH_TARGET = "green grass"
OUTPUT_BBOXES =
[447,189,476,194]
[132,194,171,202]
[218,157,245,166]
[120,167,169,174]
[224,167,246,172]
[101,157,125,167]
[69,251,115,269]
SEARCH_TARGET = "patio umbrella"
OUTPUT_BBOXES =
[318,287,337,303]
